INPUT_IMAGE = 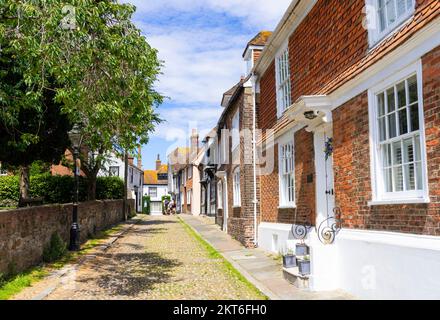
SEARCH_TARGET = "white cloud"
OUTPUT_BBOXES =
[125,0,291,29]
[153,104,222,141]
[121,0,291,154]
[143,26,248,105]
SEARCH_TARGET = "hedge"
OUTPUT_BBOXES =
[142,195,151,214]
[0,174,124,206]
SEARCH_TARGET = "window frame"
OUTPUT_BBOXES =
[149,187,158,198]
[275,41,292,117]
[278,130,296,208]
[366,0,416,47]
[187,189,191,204]
[231,110,240,151]
[232,167,241,207]
[368,61,429,205]
[217,181,223,209]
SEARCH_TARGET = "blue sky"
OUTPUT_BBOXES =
[124,0,291,169]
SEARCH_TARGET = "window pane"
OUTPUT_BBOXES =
[378,93,385,116]
[379,7,387,31]
[386,0,397,25]
[393,166,404,191]
[387,88,395,112]
[397,0,406,17]
[382,144,392,167]
[403,138,414,163]
[397,81,406,108]
[404,163,415,190]
[408,75,418,104]
[392,141,402,165]
[379,117,387,141]
[406,0,414,11]
[409,103,419,132]
[388,113,397,138]
[416,162,422,190]
[414,135,421,161]
[398,108,408,135]
[383,168,393,192]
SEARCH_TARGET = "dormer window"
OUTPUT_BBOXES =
[367,0,415,46]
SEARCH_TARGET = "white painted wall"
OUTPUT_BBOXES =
[143,184,168,202]
[258,224,440,299]
[191,165,201,216]
[98,153,143,212]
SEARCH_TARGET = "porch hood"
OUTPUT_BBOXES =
[284,95,333,132]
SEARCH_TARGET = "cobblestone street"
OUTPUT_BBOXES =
[13,215,265,300]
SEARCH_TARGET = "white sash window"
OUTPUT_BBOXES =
[275,43,292,117]
[369,62,429,204]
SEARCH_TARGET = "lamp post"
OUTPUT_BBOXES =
[68,124,82,251]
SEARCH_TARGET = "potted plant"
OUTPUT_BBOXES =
[298,256,311,276]
[282,249,297,268]
[295,243,309,256]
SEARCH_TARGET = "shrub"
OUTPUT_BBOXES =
[0,174,124,205]
[0,176,19,206]
[96,177,124,200]
[43,233,67,263]
[142,195,151,214]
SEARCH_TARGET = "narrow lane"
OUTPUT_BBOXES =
[21,215,265,300]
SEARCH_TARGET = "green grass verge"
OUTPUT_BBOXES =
[0,224,125,300]
[177,217,268,300]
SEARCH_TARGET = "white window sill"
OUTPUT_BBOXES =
[278,204,296,209]
[233,205,241,209]
[368,197,430,206]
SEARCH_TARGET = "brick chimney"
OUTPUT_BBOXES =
[137,146,142,169]
[190,128,199,162]
[155,154,161,171]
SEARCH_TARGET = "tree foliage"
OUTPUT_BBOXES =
[0,0,163,199]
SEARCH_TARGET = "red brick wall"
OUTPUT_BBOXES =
[259,61,277,130]
[260,128,315,225]
[333,45,440,235]
[220,87,258,247]
[289,0,368,101]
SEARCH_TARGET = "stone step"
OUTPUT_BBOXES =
[283,267,310,290]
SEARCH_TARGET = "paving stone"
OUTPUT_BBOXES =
[14,215,264,300]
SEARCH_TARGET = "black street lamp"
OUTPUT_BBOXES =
[68,124,82,251]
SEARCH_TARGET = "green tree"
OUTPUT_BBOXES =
[1,0,163,200]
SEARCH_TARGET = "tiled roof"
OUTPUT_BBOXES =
[319,0,440,95]
[157,164,168,174]
[168,147,190,172]
[248,31,273,46]
[144,169,168,185]
[242,31,273,57]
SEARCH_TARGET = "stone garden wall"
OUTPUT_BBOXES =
[0,199,134,275]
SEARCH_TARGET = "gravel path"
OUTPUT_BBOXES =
[16,215,264,300]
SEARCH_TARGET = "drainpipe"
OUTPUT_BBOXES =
[251,73,258,247]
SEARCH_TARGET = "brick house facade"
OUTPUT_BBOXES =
[212,32,271,248]
[253,0,440,299]
[217,84,258,247]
